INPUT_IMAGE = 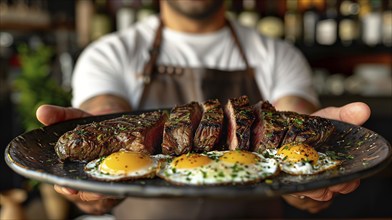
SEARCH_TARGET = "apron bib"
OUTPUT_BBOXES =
[138,18,262,109]
[114,19,280,219]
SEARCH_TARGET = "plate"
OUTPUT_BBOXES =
[5,111,392,198]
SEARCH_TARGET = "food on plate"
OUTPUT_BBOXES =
[55,111,167,162]
[85,151,170,181]
[263,143,342,175]
[224,96,255,151]
[193,99,224,152]
[156,150,279,185]
[251,101,335,153]
[162,102,202,155]
[252,101,288,152]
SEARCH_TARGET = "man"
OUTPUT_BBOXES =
[36,0,370,218]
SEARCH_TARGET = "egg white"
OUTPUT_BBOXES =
[84,151,170,181]
[263,148,341,175]
[157,151,279,186]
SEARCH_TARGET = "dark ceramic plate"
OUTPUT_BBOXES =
[5,111,392,199]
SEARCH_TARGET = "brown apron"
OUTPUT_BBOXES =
[113,19,281,219]
[138,18,262,110]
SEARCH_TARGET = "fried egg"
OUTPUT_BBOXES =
[84,151,169,181]
[157,150,279,185]
[263,143,341,175]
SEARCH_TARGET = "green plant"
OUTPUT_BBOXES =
[14,44,71,131]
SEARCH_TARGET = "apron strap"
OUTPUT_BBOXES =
[226,20,252,71]
[142,18,253,83]
[141,18,164,84]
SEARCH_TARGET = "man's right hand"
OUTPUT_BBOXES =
[36,105,124,215]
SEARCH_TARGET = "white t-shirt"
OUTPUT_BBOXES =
[72,15,318,109]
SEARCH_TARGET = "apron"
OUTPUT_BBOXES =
[138,18,262,109]
[114,19,281,219]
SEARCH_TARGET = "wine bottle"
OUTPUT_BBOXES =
[339,0,360,46]
[238,0,259,28]
[257,0,284,39]
[361,0,382,46]
[303,1,320,46]
[91,0,112,41]
[285,0,302,43]
[382,0,392,46]
[136,0,156,22]
[116,0,136,32]
[316,0,338,45]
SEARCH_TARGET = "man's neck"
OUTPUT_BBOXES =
[160,1,226,33]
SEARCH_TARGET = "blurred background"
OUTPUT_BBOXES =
[1,0,391,219]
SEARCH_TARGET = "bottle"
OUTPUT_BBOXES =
[316,0,338,45]
[339,0,360,46]
[116,0,136,32]
[91,0,112,41]
[76,0,94,47]
[238,0,259,28]
[225,0,237,20]
[302,1,320,46]
[382,0,392,46]
[257,0,284,39]
[136,0,156,22]
[285,0,302,43]
[361,0,382,46]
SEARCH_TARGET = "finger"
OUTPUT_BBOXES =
[312,102,371,126]
[328,180,360,194]
[36,105,91,126]
[295,188,335,201]
[54,185,78,195]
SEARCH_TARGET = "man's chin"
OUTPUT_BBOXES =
[166,0,224,20]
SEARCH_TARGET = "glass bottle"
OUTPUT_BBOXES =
[339,0,360,46]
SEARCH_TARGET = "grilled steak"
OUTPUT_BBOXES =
[193,99,224,152]
[55,111,167,162]
[251,101,335,152]
[251,101,288,153]
[224,96,255,150]
[162,102,202,155]
[281,111,335,148]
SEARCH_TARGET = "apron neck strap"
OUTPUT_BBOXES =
[143,17,252,83]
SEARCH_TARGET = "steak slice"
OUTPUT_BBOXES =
[55,111,167,162]
[251,101,288,153]
[162,102,202,155]
[281,111,335,148]
[193,99,224,152]
[224,96,255,151]
[251,101,335,153]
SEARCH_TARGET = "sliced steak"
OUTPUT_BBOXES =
[193,99,224,152]
[55,111,167,162]
[281,111,335,148]
[224,96,255,151]
[251,101,288,153]
[162,102,202,155]
[251,101,335,152]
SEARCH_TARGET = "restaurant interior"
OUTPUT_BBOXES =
[1,0,391,219]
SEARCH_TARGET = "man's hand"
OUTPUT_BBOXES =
[36,105,124,215]
[282,102,371,213]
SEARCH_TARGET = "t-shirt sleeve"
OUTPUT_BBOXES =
[71,36,129,108]
[269,41,319,107]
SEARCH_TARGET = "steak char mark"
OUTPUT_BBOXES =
[162,102,202,155]
[193,99,224,152]
[251,101,335,153]
[55,111,168,162]
[251,101,288,153]
[225,96,255,151]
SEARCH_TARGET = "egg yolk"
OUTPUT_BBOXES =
[171,154,213,169]
[277,143,319,165]
[219,151,259,165]
[99,151,153,174]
